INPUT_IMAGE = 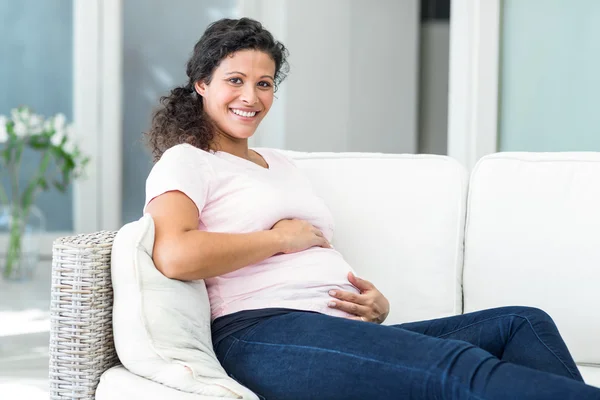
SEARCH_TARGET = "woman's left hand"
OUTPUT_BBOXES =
[327,272,390,324]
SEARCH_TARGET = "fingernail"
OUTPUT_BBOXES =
[329,290,336,296]
[328,302,336,308]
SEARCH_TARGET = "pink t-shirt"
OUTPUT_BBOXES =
[144,143,359,320]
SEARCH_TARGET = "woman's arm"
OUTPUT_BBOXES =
[146,190,330,281]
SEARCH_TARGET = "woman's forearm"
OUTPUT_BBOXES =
[154,229,285,281]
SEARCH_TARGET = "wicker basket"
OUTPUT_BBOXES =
[49,231,120,399]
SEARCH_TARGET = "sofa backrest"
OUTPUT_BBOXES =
[463,153,600,366]
[286,151,469,325]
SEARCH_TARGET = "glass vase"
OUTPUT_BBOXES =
[0,204,46,281]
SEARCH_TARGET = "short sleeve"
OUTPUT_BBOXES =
[143,144,213,216]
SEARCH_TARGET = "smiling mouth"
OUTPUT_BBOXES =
[230,108,259,118]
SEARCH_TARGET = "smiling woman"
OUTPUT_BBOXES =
[194,50,275,143]
[144,18,288,162]
[138,16,600,400]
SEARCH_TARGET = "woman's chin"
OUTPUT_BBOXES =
[214,123,257,141]
[227,127,258,140]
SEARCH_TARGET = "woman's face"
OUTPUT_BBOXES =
[195,49,276,142]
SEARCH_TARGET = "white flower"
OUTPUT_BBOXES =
[0,116,8,143]
[21,107,31,120]
[54,113,66,131]
[29,114,43,134]
[10,109,20,122]
[62,125,78,154]
[43,120,53,132]
[51,129,65,147]
[13,121,28,138]
[64,137,76,155]
[10,107,32,125]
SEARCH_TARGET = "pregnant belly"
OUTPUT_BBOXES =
[208,247,360,301]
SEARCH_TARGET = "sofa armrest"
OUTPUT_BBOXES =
[49,231,119,399]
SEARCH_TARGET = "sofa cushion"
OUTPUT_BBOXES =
[579,366,600,389]
[463,152,600,366]
[111,214,258,399]
[97,365,230,400]
[286,151,469,324]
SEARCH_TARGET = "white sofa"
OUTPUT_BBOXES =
[49,151,600,399]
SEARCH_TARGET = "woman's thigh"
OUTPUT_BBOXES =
[214,311,599,400]
[216,312,462,399]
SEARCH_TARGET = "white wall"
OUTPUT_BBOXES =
[284,0,351,152]
[347,0,419,153]
[418,21,450,155]
[245,0,419,154]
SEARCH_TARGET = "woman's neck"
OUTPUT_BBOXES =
[211,135,251,160]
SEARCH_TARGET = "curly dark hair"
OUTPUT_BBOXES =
[145,18,289,161]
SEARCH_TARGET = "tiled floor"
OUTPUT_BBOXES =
[0,262,51,399]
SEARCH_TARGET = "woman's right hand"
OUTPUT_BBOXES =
[271,218,332,254]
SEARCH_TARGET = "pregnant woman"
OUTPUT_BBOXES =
[143,17,600,400]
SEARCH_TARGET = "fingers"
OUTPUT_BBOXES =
[328,299,370,316]
[328,289,367,305]
[312,229,332,248]
[348,271,374,291]
[319,238,332,248]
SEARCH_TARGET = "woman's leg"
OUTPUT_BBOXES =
[214,311,600,400]
[396,306,582,381]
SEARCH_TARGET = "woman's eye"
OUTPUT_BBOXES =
[258,81,272,88]
[229,78,242,84]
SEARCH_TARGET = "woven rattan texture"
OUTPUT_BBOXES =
[49,231,119,399]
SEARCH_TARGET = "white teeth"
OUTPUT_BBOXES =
[232,109,256,117]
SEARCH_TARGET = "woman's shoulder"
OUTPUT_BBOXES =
[151,143,215,177]
[160,143,212,162]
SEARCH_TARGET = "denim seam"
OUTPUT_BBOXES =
[220,336,239,367]
[233,321,264,342]
[435,315,521,339]
[436,313,579,380]
[519,317,580,380]
[236,337,487,400]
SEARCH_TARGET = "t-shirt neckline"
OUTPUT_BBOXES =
[214,148,270,170]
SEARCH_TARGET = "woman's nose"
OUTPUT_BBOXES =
[240,84,258,105]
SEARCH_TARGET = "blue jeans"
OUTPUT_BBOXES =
[214,306,600,399]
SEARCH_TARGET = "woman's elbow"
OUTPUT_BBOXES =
[153,246,209,281]
[152,245,185,280]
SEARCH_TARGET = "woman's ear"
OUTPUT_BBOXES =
[194,81,206,96]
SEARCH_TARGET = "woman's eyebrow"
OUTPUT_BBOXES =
[225,71,274,81]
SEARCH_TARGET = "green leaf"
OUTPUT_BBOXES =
[1,148,10,164]
[39,177,49,191]
[53,181,66,192]
[29,141,50,150]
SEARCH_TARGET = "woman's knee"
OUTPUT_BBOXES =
[495,306,564,340]
[508,306,555,325]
